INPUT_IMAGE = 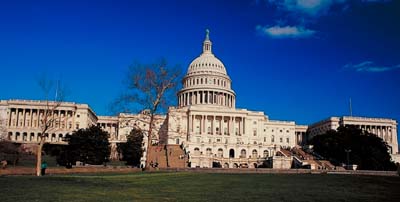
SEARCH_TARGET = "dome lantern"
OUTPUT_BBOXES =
[203,29,212,54]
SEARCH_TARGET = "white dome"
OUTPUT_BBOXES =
[187,53,227,75]
[177,30,236,109]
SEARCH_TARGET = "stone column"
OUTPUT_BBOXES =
[30,109,33,127]
[229,117,232,136]
[242,117,245,135]
[213,116,216,135]
[58,110,61,129]
[238,118,241,135]
[220,117,223,135]
[7,108,12,128]
[232,117,236,136]
[203,115,206,135]
[22,108,26,127]
[188,113,192,135]
[15,108,19,128]
[384,126,387,141]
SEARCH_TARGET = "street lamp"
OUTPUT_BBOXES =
[345,149,351,168]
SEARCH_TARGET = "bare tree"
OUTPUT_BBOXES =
[0,104,8,141]
[113,59,182,168]
[35,76,65,176]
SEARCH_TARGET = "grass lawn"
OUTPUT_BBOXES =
[0,172,399,202]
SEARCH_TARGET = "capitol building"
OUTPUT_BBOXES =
[0,31,398,167]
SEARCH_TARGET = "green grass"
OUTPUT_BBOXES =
[0,172,399,202]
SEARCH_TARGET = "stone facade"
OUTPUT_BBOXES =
[165,32,310,168]
[0,100,165,166]
[0,99,97,144]
[308,116,398,154]
[0,30,398,167]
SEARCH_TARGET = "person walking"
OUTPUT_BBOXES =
[41,161,48,176]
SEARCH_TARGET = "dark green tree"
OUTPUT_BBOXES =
[117,128,144,167]
[0,140,21,166]
[62,126,110,165]
[310,126,396,170]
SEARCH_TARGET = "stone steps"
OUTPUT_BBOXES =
[147,145,187,168]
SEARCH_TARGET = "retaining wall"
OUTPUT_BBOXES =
[1,167,398,177]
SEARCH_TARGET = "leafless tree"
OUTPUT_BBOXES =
[35,76,66,176]
[113,59,182,168]
[0,119,7,142]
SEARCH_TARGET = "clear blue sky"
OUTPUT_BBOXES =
[0,0,399,125]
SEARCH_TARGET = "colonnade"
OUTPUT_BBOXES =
[356,124,395,143]
[183,76,230,89]
[98,122,119,140]
[295,131,306,145]
[178,90,235,108]
[7,131,68,143]
[7,107,76,130]
[187,114,245,137]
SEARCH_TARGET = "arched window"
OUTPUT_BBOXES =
[15,132,20,141]
[271,135,275,142]
[194,148,200,155]
[252,149,258,158]
[229,149,235,158]
[22,132,28,141]
[263,150,269,158]
[206,148,212,156]
[240,149,246,158]
[218,148,223,157]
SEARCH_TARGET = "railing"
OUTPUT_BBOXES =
[8,99,76,105]
[342,116,395,122]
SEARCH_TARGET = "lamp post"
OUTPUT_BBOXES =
[345,149,351,169]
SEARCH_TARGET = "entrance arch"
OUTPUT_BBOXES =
[229,149,235,158]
